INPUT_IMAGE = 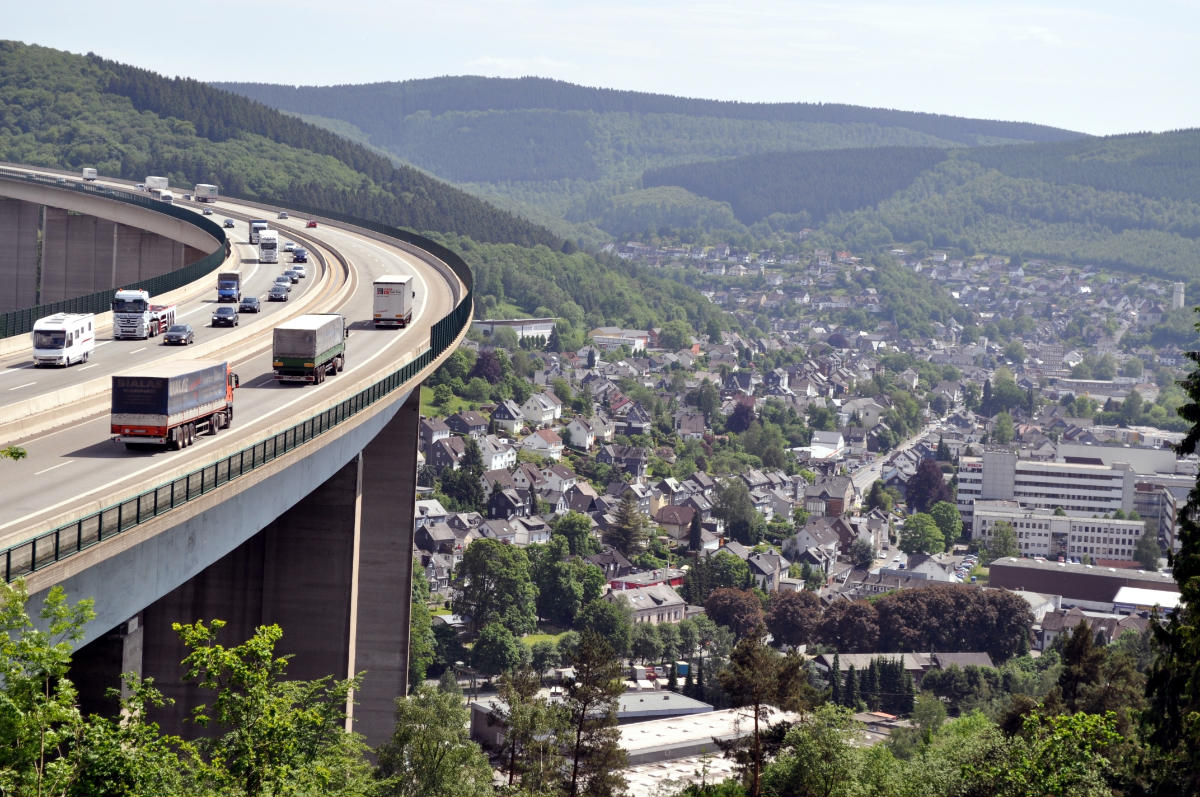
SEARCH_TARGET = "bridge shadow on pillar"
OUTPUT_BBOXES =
[72,390,421,749]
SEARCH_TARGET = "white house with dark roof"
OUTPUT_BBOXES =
[604,583,686,625]
[522,392,563,428]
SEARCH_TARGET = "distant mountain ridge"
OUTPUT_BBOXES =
[218,76,1082,146]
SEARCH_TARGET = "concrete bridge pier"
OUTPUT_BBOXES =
[69,391,421,748]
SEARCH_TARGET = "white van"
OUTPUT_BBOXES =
[32,313,95,367]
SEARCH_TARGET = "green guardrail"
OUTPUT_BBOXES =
[0,185,473,583]
[0,170,229,339]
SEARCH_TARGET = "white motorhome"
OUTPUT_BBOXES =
[258,229,279,264]
[158,190,174,204]
[31,313,95,367]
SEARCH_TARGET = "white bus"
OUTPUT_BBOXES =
[258,229,279,264]
[32,313,95,367]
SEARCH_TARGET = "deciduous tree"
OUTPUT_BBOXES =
[452,538,538,636]
[376,686,495,797]
[706,588,766,638]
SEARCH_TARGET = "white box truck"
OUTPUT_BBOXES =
[194,183,219,202]
[81,167,97,182]
[31,313,95,367]
[372,275,414,328]
[144,175,168,192]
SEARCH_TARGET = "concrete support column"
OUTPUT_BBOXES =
[351,388,421,743]
[67,391,421,749]
[0,198,41,310]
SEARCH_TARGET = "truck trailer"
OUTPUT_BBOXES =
[216,272,242,302]
[194,183,219,202]
[31,313,95,367]
[81,167,97,182]
[111,359,238,450]
[248,219,269,245]
[144,175,168,192]
[258,229,279,264]
[273,314,347,384]
[111,289,176,340]
[372,275,415,328]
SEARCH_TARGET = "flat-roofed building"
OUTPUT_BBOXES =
[988,557,1179,611]
[972,499,1148,562]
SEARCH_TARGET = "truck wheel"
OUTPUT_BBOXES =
[209,413,221,435]
[335,356,344,373]
[225,407,233,428]
[169,428,182,450]
[316,368,325,385]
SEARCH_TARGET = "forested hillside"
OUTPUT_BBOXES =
[0,42,557,248]
[0,42,724,341]
[217,76,1083,236]
[643,146,950,226]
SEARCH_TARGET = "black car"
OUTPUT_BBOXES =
[211,306,239,327]
[223,218,235,228]
[283,268,301,283]
[292,248,308,263]
[163,324,194,345]
[268,284,290,301]
[239,296,261,313]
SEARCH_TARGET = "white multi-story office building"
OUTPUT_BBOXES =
[957,449,1133,527]
[973,499,1149,562]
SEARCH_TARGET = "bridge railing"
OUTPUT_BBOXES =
[0,170,228,338]
[0,202,472,583]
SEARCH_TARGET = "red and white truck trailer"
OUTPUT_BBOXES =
[111,359,239,450]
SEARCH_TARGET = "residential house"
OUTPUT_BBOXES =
[427,436,466,473]
[804,476,856,517]
[597,444,650,480]
[419,417,451,455]
[414,498,449,530]
[656,505,697,541]
[604,584,686,625]
[565,417,597,450]
[542,463,578,493]
[487,488,531,521]
[520,428,564,461]
[480,468,518,500]
[477,434,517,471]
[586,548,636,580]
[747,552,791,592]
[490,399,526,436]
[786,517,843,571]
[446,410,489,439]
[522,392,563,428]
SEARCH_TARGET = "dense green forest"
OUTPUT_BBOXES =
[0,42,722,337]
[827,155,1200,277]
[0,42,558,248]
[643,146,950,225]
[218,76,1083,237]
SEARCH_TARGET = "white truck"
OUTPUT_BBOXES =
[144,175,168,192]
[31,313,95,367]
[248,219,269,245]
[194,183,219,202]
[158,190,174,204]
[111,289,177,340]
[81,167,97,182]
[372,275,415,328]
[258,229,279,264]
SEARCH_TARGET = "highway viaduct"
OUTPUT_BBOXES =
[0,166,470,746]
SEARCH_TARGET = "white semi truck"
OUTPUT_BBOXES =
[144,175,168,192]
[194,183,219,202]
[372,275,415,328]
[81,167,97,182]
[258,229,279,264]
[248,219,269,245]
[111,289,177,340]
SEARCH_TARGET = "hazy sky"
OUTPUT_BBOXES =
[7,0,1198,135]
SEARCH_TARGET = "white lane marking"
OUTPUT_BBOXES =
[130,347,146,354]
[34,461,74,476]
[78,364,99,371]
[8,382,35,391]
